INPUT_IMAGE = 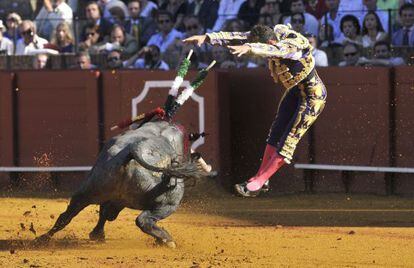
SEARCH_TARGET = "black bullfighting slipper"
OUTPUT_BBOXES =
[234,181,262,197]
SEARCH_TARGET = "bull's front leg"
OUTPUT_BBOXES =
[135,205,178,248]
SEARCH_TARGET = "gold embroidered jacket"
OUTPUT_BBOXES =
[206,31,315,90]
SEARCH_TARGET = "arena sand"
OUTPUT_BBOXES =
[0,190,413,267]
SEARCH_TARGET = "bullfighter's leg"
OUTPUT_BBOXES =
[135,204,178,248]
[89,201,124,241]
[34,193,90,244]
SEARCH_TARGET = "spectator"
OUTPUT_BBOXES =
[4,13,22,43]
[99,0,128,23]
[212,0,246,32]
[105,48,124,69]
[211,45,231,67]
[369,40,405,66]
[183,15,204,37]
[186,0,218,31]
[238,0,265,28]
[79,23,101,54]
[96,24,139,56]
[320,0,346,43]
[108,6,127,25]
[340,14,363,46]
[139,0,158,18]
[392,3,414,46]
[306,0,328,19]
[306,33,329,66]
[35,0,73,39]
[82,1,113,42]
[223,19,246,32]
[290,12,306,34]
[160,0,188,31]
[284,0,319,36]
[0,1,33,23]
[48,22,74,53]
[74,51,96,69]
[318,23,336,48]
[124,0,156,48]
[147,11,184,53]
[0,20,13,55]
[123,45,169,70]
[361,11,388,48]
[258,0,282,27]
[179,43,207,70]
[355,0,390,33]
[338,43,367,66]
[32,53,50,69]
[338,0,363,15]
[15,20,57,55]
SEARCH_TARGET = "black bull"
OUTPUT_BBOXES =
[35,120,213,248]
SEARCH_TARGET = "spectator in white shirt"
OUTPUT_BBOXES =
[284,0,319,36]
[147,11,184,53]
[15,20,57,55]
[212,0,246,32]
[361,11,388,48]
[35,0,73,39]
[306,33,328,67]
[0,20,13,55]
[320,0,345,44]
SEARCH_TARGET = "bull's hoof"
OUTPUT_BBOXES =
[155,238,176,249]
[89,231,105,242]
[33,234,51,246]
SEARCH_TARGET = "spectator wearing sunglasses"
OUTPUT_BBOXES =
[338,43,367,66]
[290,12,306,34]
[123,44,169,70]
[79,22,101,54]
[283,0,319,36]
[147,11,184,53]
[15,20,57,55]
[81,1,113,42]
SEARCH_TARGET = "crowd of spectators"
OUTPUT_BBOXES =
[0,0,413,70]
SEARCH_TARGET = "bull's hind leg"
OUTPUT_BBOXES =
[34,193,90,244]
[136,205,178,248]
[89,201,124,241]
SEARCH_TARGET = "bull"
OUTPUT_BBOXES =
[35,120,214,248]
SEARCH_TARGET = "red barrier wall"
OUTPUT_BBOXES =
[394,67,414,194]
[313,67,391,194]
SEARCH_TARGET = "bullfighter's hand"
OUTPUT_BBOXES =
[182,35,207,47]
[228,45,251,57]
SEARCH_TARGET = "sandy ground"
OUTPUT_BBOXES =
[0,190,414,267]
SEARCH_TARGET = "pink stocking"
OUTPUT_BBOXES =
[247,152,285,191]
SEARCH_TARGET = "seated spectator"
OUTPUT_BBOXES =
[318,23,336,48]
[32,53,50,69]
[0,1,33,23]
[211,45,231,68]
[258,0,283,27]
[356,0,389,33]
[238,0,265,28]
[124,0,156,48]
[0,20,13,55]
[338,43,367,66]
[147,11,184,53]
[212,0,246,31]
[179,43,207,70]
[392,3,414,46]
[186,0,218,31]
[339,14,363,46]
[183,16,204,38]
[99,0,128,23]
[105,48,124,69]
[79,23,101,54]
[160,0,188,31]
[123,45,169,70]
[74,51,97,69]
[361,11,388,48]
[365,40,405,66]
[338,0,363,15]
[4,13,22,42]
[47,22,74,53]
[95,24,139,57]
[320,0,345,44]
[15,20,57,55]
[82,1,113,42]
[284,0,319,36]
[290,12,306,34]
[223,18,246,32]
[108,6,126,25]
[35,0,73,39]
[306,33,328,67]
[139,0,158,18]
[305,0,327,19]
